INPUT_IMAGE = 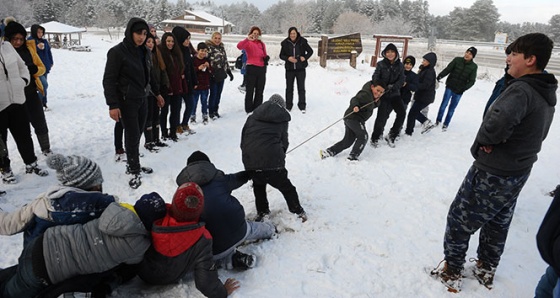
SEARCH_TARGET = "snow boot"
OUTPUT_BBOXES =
[470,258,496,290]
[231,250,255,270]
[320,149,333,160]
[347,154,359,161]
[128,174,142,189]
[25,162,48,176]
[115,148,126,162]
[203,115,209,125]
[384,135,396,148]
[429,260,462,293]
[1,168,17,184]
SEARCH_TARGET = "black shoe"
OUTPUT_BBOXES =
[254,211,270,222]
[370,139,379,148]
[214,112,221,118]
[0,190,6,196]
[154,140,168,147]
[347,154,359,161]
[170,135,178,142]
[141,166,153,174]
[128,174,142,189]
[297,211,308,222]
[384,135,396,148]
[25,162,49,176]
[231,251,255,270]
[144,143,159,153]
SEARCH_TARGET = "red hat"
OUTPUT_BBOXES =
[170,182,204,222]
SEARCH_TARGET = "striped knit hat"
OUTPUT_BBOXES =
[46,154,103,190]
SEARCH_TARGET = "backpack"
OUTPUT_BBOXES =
[235,54,243,70]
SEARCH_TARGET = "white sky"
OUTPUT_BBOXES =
[203,0,556,24]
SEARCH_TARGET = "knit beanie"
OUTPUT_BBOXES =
[187,151,210,165]
[4,21,26,40]
[404,55,416,67]
[170,182,204,222]
[134,192,167,231]
[467,47,477,58]
[46,154,103,190]
[269,94,286,108]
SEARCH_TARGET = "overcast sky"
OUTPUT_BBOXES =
[202,0,556,24]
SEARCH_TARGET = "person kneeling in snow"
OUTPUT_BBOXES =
[139,182,240,297]
[176,151,276,270]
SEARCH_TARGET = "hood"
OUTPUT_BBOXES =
[98,202,148,237]
[423,52,437,67]
[205,39,223,48]
[382,43,400,60]
[172,26,191,46]
[124,17,149,46]
[151,212,210,257]
[251,101,291,124]
[515,73,558,107]
[175,160,219,186]
[30,24,44,39]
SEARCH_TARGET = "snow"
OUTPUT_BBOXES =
[1,31,559,297]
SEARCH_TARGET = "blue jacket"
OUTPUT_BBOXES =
[29,25,54,73]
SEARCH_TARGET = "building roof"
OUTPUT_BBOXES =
[162,10,233,27]
[26,21,86,34]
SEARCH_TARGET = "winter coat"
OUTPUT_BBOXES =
[205,39,231,82]
[237,38,267,67]
[483,69,512,117]
[240,50,247,75]
[344,81,381,123]
[372,58,405,98]
[42,202,151,284]
[537,185,560,277]
[437,56,478,94]
[29,24,54,73]
[241,101,290,170]
[160,50,187,95]
[139,212,226,298]
[279,34,313,71]
[176,160,249,255]
[0,185,116,247]
[471,73,557,176]
[14,39,45,96]
[0,40,29,112]
[413,53,437,104]
[149,49,169,96]
[103,18,152,109]
[400,69,419,105]
[172,27,198,90]
[193,56,212,90]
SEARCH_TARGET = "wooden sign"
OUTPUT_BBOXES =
[318,33,362,68]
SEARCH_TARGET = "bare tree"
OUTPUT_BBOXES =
[332,11,373,35]
[373,16,413,35]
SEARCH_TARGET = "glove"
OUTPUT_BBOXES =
[227,69,234,81]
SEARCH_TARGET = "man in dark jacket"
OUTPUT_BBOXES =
[241,94,307,222]
[370,43,405,147]
[103,17,154,189]
[279,27,313,112]
[176,151,275,270]
[138,182,240,298]
[431,33,557,293]
[321,81,386,160]
[435,47,478,130]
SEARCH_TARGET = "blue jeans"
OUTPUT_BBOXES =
[208,79,225,115]
[191,89,209,117]
[38,75,48,106]
[436,88,463,127]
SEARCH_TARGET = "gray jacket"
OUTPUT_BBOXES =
[42,202,150,284]
[471,73,557,176]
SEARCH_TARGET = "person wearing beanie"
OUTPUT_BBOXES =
[1,21,48,184]
[206,31,234,120]
[103,17,154,189]
[280,26,314,113]
[0,153,119,247]
[431,33,557,293]
[370,43,406,148]
[400,55,419,109]
[171,26,197,134]
[241,94,308,222]
[237,26,268,114]
[0,194,164,297]
[405,52,438,136]
[28,24,54,111]
[176,151,276,269]
[139,182,240,297]
[435,47,478,130]
[320,81,386,161]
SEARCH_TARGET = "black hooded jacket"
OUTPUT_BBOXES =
[171,27,197,90]
[279,29,313,71]
[371,44,404,98]
[413,52,438,104]
[103,18,152,109]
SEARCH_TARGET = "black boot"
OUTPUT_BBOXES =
[37,133,52,156]
[231,250,255,270]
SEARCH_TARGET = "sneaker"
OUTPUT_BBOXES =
[470,259,496,290]
[421,120,436,134]
[320,149,333,160]
[128,174,142,189]
[203,115,209,125]
[115,148,126,162]
[144,143,159,153]
[435,121,441,126]
[214,112,221,119]
[25,162,48,176]
[189,116,196,124]
[430,260,462,293]
[176,126,184,134]
[254,211,270,222]
[0,190,6,196]
[154,140,168,147]
[42,149,53,156]
[384,135,396,148]
[297,211,308,223]
[183,126,196,135]
[231,250,255,270]
[370,139,379,148]
[141,166,153,174]
[238,85,246,93]
[301,109,306,114]
[347,154,359,161]
[1,169,17,184]
[442,125,448,132]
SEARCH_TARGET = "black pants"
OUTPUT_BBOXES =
[144,96,160,144]
[285,69,306,111]
[371,94,406,140]
[244,65,266,113]
[405,101,430,135]
[120,98,147,174]
[328,119,368,157]
[0,104,37,170]
[252,168,304,215]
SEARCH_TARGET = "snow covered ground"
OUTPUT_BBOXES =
[1,31,559,297]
